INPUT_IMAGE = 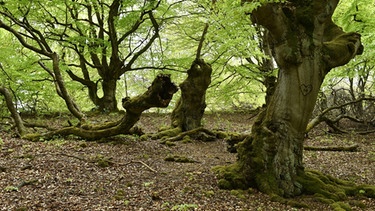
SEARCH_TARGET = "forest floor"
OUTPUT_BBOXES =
[0,112,374,211]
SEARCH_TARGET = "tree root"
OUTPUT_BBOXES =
[214,165,375,209]
[296,170,375,209]
[226,137,359,153]
[304,144,359,152]
[147,127,230,145]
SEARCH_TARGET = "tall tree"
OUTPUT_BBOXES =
[216,0,364,198]
[171,24,212,131]
[0,1,84,120]
[0,0,164,112]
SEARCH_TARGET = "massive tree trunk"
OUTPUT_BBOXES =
[218,0,363,197]
[171,58,212,131]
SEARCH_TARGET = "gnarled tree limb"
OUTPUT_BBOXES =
[23,74,178,141]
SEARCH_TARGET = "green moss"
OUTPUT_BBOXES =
[254,173,281,195]
[286,200,309,208]
[215,131,228,139]
[296,169,375,210]
[114,189,126,200]
[217,179,233,190]
[15,207,28,211]
[152,127,181,140]
[246,188,254,194]
[79,142,88,148]
[331,202,351,211]
[204,190,215,197]
[94,154,113,168]
[182,135,192,143]
[22,133,42,141]
[230,189,247,199]
[270,194,286,203]
[164,155,196,163]
[297,170,348,201]
[164,141,176,147]
[356,185,375,197]
[212,164,248,190]
[315,195,335,204]
[348,200,366,209]
[139,134,150,141]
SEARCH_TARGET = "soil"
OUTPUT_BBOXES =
[0,112,374,210]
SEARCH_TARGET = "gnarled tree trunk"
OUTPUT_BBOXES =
[171,58,212,131]
[218,0,363,197]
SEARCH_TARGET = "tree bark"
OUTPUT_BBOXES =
[0,86,26,136]
[99,78,118,112]
[171,59,212,131]
[222,0,363,197]
[171,24,212,131]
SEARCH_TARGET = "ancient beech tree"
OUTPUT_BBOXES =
[216,0,365,199]
[171,58,212,131]
[0,0,164,112]
[24,74,177,141]
[171,24,212,132]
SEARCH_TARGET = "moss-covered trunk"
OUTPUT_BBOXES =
[99,78,118,112]
[218,0,363,197]
[237,54,324,196]
[171,59,212,131]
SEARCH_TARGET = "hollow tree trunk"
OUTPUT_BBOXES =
[223,0,363,197]
[171,59,212,131]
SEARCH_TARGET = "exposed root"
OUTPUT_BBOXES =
[297,170,375,210]
[213,166,375,209]
[304,144,359,152]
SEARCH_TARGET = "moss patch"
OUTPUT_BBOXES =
[164,154,197,163]
[212,164,248,190]
[297,170,375,210]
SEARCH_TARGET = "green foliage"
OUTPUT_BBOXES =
[318,0,375,124]
[0,0,270,113]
